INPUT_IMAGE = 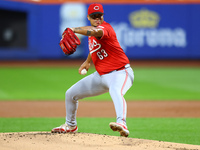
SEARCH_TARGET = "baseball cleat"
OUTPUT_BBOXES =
[109,122,129,137]
[51,123,78,133]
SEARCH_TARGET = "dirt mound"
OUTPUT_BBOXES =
[0,132,199,150]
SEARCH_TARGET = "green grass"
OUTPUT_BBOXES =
[1,67,199,146]
[0,117,200,145]
[0,67,200,101]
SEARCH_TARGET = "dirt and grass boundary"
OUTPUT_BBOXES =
[0,60,200,150]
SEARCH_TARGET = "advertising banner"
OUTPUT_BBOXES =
[0,1,200,60]
[103,4,200,59]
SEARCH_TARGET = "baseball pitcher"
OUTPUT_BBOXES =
[51,3,134,137]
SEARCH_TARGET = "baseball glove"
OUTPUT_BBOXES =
[59,28,81,55]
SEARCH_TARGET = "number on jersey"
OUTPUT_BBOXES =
[97,49,108,60]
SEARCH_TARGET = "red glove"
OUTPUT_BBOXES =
[59,28,81,55]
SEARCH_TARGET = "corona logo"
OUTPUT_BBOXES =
[129,9,160,28]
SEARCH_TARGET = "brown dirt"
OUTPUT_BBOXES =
[0,60,200,150]
[1,132,200,150]
[0,101,200,118]
[0,100,200,150]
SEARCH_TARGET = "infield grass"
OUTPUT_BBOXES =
[0,117,200,145]
[0,67,200,101]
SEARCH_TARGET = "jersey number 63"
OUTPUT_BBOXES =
[97,49,108,60]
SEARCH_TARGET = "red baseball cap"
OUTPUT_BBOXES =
[88,3,104,16]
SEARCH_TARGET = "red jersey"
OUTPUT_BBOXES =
[88,21,130,75]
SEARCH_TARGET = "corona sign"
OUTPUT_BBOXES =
[111,8,187,51]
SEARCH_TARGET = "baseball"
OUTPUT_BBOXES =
[81,69,87,75]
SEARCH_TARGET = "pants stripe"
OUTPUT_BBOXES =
[121,70,128,124]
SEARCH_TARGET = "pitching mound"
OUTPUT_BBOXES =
[0,132,199,150]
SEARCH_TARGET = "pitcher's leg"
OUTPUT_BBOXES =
[109,85,127,124]
[105,68,134,125]
[65,72,108,126]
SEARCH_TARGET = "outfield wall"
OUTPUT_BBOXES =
[0,0,200,60]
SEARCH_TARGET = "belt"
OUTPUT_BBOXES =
[116,64,130,71]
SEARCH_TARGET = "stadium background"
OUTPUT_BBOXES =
[1,0,200,60]
[0,0,200,148]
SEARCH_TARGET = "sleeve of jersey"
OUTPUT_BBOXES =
[98,25,109,40]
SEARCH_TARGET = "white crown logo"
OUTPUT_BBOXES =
[129,9,160,28]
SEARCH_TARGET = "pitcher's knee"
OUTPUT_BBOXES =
[65,89,78,102]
